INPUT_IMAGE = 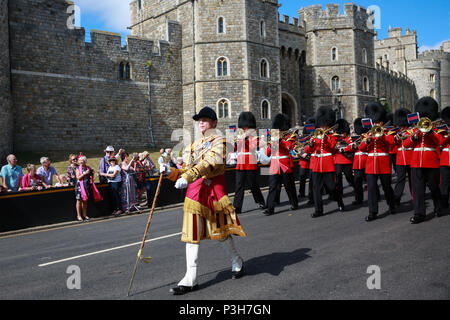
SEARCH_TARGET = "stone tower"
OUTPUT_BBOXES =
[407,59,441,107]
[299,3,376,121]
[130,0,281,136]
[0,0,13,163]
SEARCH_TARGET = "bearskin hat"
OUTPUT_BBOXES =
[354,118,369,135]
[238,112,256,129]
[440,106,450,126]
[365,101,387,123]
[394,108,411,127]
[415,96,439,121]
[387,112,394,125]
[272,113,290,131]
[336,119,350,135]
[315,106,336,128]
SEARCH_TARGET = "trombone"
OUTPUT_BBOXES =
[313,124,338,140]
[416,118,444,134]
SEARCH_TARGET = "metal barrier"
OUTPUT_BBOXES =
[0,162,299,233]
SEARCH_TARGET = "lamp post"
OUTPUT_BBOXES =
[145,61,155,148]
[334,90,344,120]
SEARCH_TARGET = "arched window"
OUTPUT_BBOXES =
[218,17,224,34]
[331,47,338,61]
[363,76,369,92]
[260,59,269,78]
[362,48,368,64]
[217,99,230,119]
[331,76,340,92]
[216,57,228,76]
[430,89,436,99]
[261,100,270,119]
[260,20,266,38]
[125,63,131,80]
[119,62,124,79]
[138,0,142,10]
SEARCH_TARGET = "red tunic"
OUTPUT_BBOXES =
[358,132,395,175]
[235,136,259,171]
[298,145,313,170]
[266,137,295,174]
[309,134,338,173]
[403,128,442,169]
[334,136,354,165]
[396,130,413,166]
[439,131,450,167]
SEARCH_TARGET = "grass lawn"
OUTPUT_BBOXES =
[14,149,162,183]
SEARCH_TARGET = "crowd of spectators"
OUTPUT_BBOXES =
[0,146,183,221]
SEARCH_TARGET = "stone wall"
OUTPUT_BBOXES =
[407,59,441,107]
[0,0,13,164]
[8,0,182,152]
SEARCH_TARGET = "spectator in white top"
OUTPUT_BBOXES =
[99,157,122,215]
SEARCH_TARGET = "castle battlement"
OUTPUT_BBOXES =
[298,3,374,33]
[419,49,450,60]
[278,14,305,34]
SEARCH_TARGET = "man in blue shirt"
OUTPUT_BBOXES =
[0,154,23,192]
[37,157,63,187]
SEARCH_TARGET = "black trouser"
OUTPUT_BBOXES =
[440,166,450,209]
[411,168,441,217]
[233,169,265,210]
[311,172,342,214]
[366,174,395,215]
[299,168,313,201]
[266,171,298,210]
[390,154,397,174]
[109,181,122,211]
[353,169,365,203]
[394,165,412,203]
[335,164,354,198]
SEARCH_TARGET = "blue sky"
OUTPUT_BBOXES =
[75,0,449,52]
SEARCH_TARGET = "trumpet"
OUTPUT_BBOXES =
[416,118,444,134]
[313,124,338,140]
[368,121,392,138]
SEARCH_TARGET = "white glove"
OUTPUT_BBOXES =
[160,164,171,175]
[175,177,188,189]
[256,150,272,165]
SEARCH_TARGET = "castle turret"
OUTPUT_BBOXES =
[407,59,441,107]
[299,3,377,119]
[0,0,13,163]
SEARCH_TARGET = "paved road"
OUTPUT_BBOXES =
[0,183,449,300]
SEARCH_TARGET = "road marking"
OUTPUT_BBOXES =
[38,232,182,267]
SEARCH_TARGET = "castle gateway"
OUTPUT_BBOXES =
[1,0,448,161]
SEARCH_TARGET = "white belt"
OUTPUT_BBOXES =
[443,148,450,152]
[414,148,436,152]
[355,152,368,156]
[272,156,289,160]
[237,152,253,156]
[313,153,332,158]
[367,153,389,157]
[398,148,413,151]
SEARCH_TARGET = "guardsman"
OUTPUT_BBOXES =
[438,106,450,211]
[393,108,413,206]
[334,119,355,203]
[233,112,266,214]
[308,106,345,218]
[298,118,315,205]
[348,118,369,205]
[402,97,442,224]
[263,114,298,216]
[161,106,246,295]
[387,112,398,175]
[358,102,396,222]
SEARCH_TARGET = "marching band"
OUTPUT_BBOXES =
[229,96,449,225]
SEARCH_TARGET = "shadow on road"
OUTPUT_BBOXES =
[199,248,312,290]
